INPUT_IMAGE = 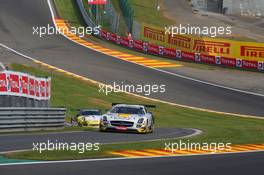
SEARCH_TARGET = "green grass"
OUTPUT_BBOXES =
[4,64,264,160]
[54,0,85,27]
[128,0,174,27]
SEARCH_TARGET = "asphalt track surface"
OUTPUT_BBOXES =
[0,0,264,117]
[0,0,264,174]
[1,152,264,175]
[0,128,196,152]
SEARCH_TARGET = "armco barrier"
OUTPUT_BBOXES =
[76,0,97,28]
[0,108,66,132]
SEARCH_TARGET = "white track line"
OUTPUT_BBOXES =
[0,149,263,167]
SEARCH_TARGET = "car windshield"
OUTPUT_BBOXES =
[80,111,101,115]
[110,107,144,114]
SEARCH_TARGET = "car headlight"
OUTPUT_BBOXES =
[102,116,109,125]
[137,118,144,124]
[137,118,147,128]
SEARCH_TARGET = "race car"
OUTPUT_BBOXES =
[76,109,102,128]
[99,103,155,133]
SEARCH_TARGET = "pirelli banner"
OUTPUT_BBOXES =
[141,24,264,70]
[99,28,264,71]
[0,70,51,100]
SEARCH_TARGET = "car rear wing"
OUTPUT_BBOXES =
[112,103,156,108]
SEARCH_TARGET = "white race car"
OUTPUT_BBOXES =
[99,103,155,133]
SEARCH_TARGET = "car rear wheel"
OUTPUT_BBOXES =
[148,119,154,133]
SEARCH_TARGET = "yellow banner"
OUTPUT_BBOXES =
[141,23,264,61]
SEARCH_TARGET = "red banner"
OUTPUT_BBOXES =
[221,57,236,67]
[133,40,144,51]
[181,51,195,61]
[29,77,35,97]
[163,48,176,58]
[200,54,216,64]
[0,73,7,92]
[40,80,46,98]
[147,43,159,55]
[108,33,117,43]
[0,71,51,100]
[119,37,129,47]
[242,60,258,70]
[9,74,19,93]
[21,75,29,95]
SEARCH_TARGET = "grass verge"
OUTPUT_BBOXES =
[128,0,174,27]
[4,64,264,160]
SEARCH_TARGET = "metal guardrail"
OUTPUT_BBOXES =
[0,108,66,132]
[76,0,97,28]
[0,96,50,108]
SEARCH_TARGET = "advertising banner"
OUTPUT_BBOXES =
[132,40,144,51]
[0,73,8,93]
[220,57,236,67]
[97,24,263,71]
[141,23,264,62]
[147,43,160,55]
[0,70,51,100]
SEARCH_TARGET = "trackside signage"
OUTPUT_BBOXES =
[141,23,264,62]
[98,28,264,72]
[0,70,51,100]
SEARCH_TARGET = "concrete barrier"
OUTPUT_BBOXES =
[0,108,66,132]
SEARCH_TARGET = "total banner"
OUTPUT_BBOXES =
[141,23,264,62]
[0,70,51,100]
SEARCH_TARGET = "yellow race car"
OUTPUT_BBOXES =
[76,109,102,128]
